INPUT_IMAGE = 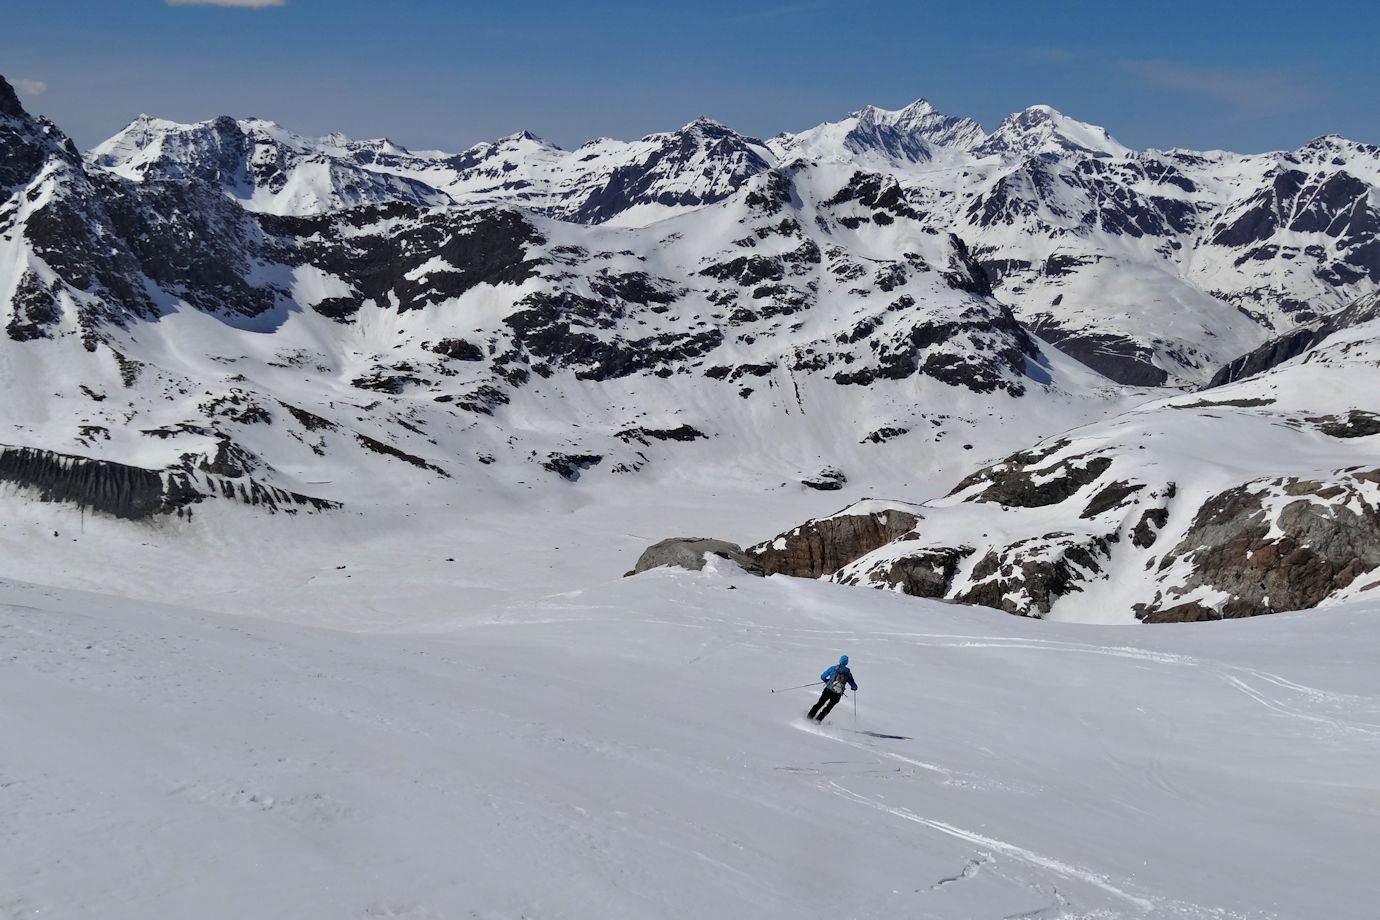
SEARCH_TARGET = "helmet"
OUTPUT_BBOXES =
[839,655,849,666]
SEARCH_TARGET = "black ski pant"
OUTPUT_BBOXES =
[808,688,842,721]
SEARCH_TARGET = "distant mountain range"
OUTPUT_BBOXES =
[2,73,1377,622]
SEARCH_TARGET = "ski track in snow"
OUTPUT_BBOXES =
[797,721,1260,918]
[819,776,1157,912]
[793,721,1039,794]
[1219,673,1380,739]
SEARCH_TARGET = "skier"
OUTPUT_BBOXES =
[807,655,856,722]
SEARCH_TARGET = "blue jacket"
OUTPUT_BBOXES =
[820,664,857,692]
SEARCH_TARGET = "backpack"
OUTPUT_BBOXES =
[827,667,848,694]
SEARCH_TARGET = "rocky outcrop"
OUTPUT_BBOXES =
[269,206,545,321]
[629,538,765,576]
[749,503,920,578]
[800,468,848,491]
[749,438,1173,617]
[1027,322,1170,387]
[0,445,337,520]
[953,531,1117,617]
[1312,410,1380,439]
[833,544,974,598]
[1137,469,1380,622]
[948,441,1113,508]
[541,453,603,481]
[614,425,708,445]
[830,303,1038,397]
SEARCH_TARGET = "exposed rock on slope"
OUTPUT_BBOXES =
[748,501,920,578]
[0,445,336,520]
[1138,469,1380,622]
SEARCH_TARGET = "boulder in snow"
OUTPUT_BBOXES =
[629,538,765,577]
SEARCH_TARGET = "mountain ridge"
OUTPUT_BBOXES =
[79,84,1380,386]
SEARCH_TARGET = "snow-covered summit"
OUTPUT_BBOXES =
[435,114,778,225]
[974,104,1131,160]
[865,98,988,150]
[87,113,454,214]
[772,98,985,166]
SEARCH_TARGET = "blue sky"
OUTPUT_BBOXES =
[4,0,1377,154]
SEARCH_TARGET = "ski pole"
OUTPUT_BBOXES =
[770,681,823,693]
[853,689,857,726]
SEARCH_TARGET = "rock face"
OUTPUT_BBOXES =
[630,538,765,577]
[1314,411,1380,439]
[947,442,1113,508]
[0,445,336,520]
[749,503,920,579]
[833,545,974,598]
[1138,470,1380,622]
[953,531,1118,616]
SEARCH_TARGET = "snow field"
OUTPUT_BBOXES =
[4,567,1379,918]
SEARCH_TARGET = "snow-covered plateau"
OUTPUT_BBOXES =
[4,569,1379,919]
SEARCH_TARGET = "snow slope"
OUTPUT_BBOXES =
[4,568,1379,918]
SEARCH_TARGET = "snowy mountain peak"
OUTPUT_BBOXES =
[870,98,987,150]
[235,115,282,132]
[1291,134,1380,170]
[477,130,559,153]
[85,112,455,214]
[890,98,939,118]
[976,104,1130,159]
[681,115,732,131]
[662,116,764,149]
[775,97,985,166]
[130,112,184,131]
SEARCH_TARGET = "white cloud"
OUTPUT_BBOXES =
[15,79,48,97]
[165,0,286,7]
